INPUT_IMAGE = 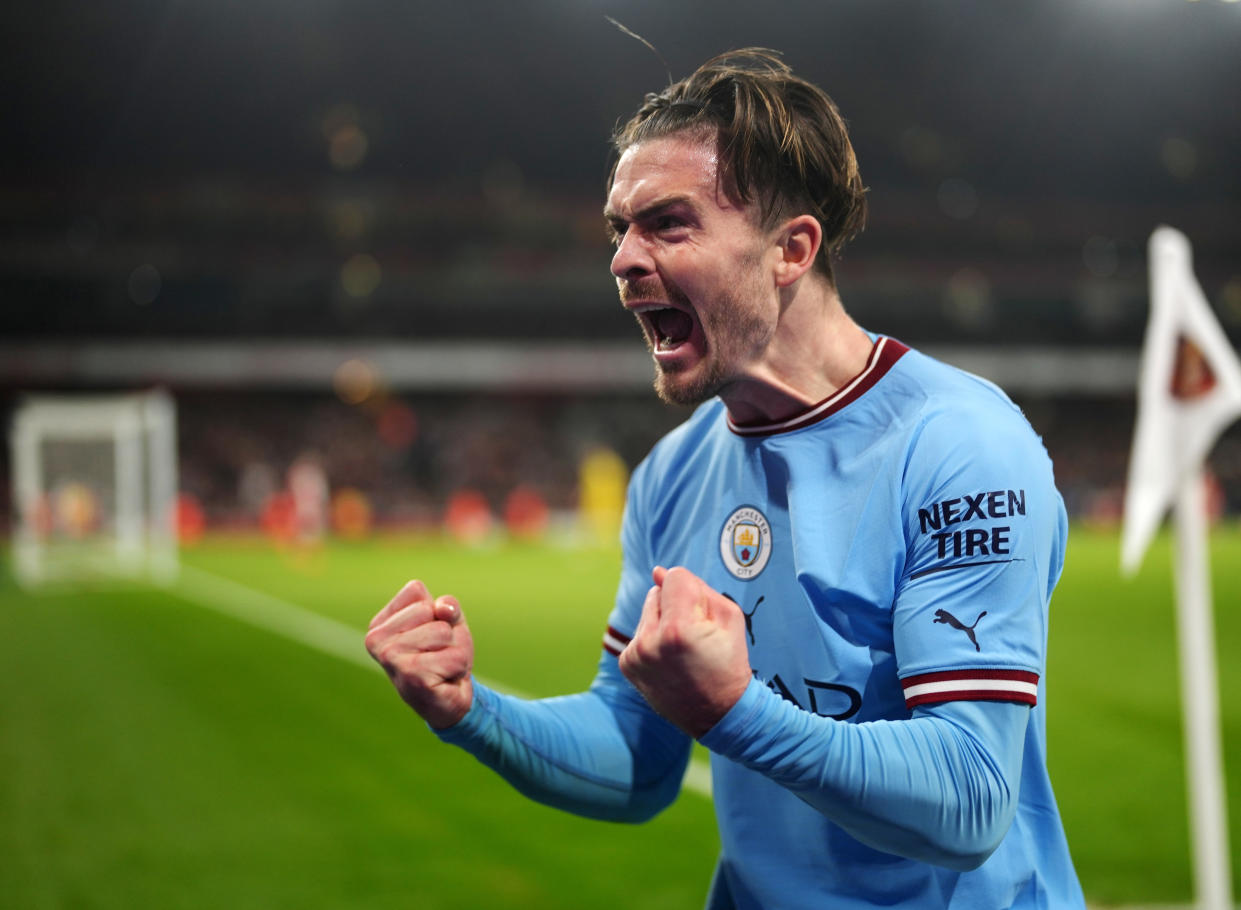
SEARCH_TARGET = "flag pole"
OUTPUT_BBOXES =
[1172,467,1233,910]
[1122,226,1241,907]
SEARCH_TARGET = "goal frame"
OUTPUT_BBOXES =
[10,390,179,587]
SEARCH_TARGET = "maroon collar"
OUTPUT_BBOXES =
[727,336,909,437]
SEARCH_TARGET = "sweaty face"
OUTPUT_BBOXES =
[605,134,778,407]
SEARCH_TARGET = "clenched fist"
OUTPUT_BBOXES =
[618,566,753,739]
[365,579,474,729]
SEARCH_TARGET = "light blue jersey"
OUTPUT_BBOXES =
[439,336,1085,908]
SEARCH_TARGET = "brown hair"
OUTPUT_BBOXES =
[611,48,867,281]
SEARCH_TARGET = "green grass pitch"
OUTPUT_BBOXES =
[1,525,1238,908]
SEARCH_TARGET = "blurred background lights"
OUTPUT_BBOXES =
[376,400,418,451]
[328,198,372,241]
[942,267,994,330]
[1160,136,1198,180]
[332,357,378,405]
[899,125,952,173]
[330,487,373,539]
[321,104,369,171]
[340,253,381,298]
[443,489,494,545]
[330,124,368,171]
[127,263,161,305]
[502,485,551,541]
[937,177,979,220]
[995,215,1035,252]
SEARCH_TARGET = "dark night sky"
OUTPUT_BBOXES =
[6,0,1240,203]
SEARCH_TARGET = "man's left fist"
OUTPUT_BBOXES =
[618,566,753,738]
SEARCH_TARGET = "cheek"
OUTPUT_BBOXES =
[661,244,770,318]
[671,251,730,300]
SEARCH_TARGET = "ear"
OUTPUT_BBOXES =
[773,215,822,288]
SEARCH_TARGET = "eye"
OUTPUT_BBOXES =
[606,220,627,246]
[655,215,684,232]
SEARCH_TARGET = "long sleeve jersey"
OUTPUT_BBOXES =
[438,336,1086,909]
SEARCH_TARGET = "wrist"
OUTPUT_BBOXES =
[430,680,492,743]
[418,679,475,731]
[698,676,770,747]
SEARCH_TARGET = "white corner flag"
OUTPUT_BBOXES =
[1122,226,1241,573]
[1121,225,1241,910]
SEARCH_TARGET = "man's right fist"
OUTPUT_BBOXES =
[365,579,474,729]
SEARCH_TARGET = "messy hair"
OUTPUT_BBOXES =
[611,48,867,282]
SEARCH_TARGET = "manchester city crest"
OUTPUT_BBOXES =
[719,506,773,579]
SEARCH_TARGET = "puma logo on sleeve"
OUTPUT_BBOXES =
[933,608,987,652]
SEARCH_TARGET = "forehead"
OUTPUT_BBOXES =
[606,133,741,218]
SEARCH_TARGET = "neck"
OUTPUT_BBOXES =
[720,285,874,427]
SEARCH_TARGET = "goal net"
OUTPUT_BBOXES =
[9,390,179,587]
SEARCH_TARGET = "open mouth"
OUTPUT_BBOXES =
[647,306,695,351]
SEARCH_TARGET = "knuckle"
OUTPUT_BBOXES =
[619,642,644,670]
[392,653,428,685]
[379,641,407,670]
[631,636,661,665]
[665,565,695,589]
[657,620,685,651]
[400,578,427,599]
[421,621,451,648]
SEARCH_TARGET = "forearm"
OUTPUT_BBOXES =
[700,678,1025,869]
[434,679,691,823]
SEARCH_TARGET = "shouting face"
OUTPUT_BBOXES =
[605,132,783,407]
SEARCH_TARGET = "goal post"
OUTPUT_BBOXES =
[9,390,179,587]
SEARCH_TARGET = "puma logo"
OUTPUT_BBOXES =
[933,609,987,652]
[741,596,765,646]
[724,593,765,646]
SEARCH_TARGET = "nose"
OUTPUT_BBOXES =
[610,229,653,281]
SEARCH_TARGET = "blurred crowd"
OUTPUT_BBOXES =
[3,385,1239,547]
[170,389,1241,539]
[170,389,686,539]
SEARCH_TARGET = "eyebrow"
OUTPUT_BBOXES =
[602,194,696,226]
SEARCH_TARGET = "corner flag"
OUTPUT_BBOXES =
[1120,225,1240,910]
[1121,226,1241,573]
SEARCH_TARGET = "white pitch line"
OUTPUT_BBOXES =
[176,564,383,673]
[173,563,713,798]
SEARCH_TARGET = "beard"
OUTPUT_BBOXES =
[644,276,773,408]
[652,339,730,407]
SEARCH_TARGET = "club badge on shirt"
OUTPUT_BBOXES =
[720,505,773,580]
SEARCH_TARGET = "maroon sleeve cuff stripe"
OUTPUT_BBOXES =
[602,625,632,657]
[901,668,1039,708]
